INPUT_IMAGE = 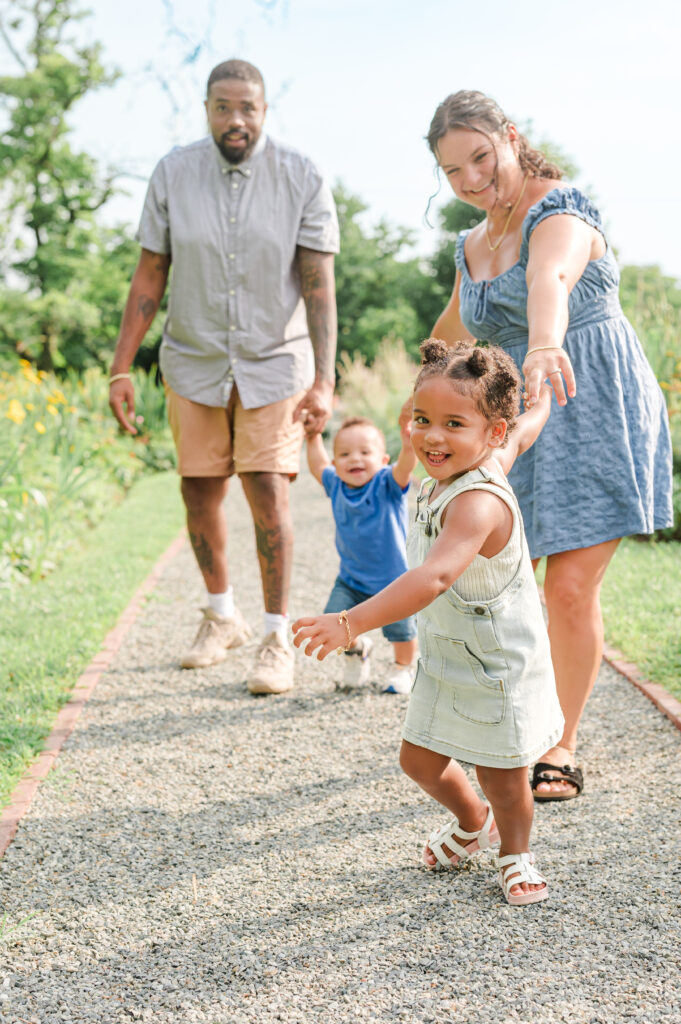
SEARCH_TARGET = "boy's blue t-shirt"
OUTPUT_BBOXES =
[322,464,410,594]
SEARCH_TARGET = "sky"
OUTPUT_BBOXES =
[10,0,681,278]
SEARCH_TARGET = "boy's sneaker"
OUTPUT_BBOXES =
[247,632,295,694]
[383,661,416,695]
[342,636,373,688]
[181,607,253,668]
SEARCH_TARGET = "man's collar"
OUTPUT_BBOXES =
[215,132,267,176]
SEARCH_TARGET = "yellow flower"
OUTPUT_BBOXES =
[34,421,46,434]
[47,404,58,416]
[50,389,66,404]
[20,364,42,386]
[68,405,78,413]
[25,402,35,411]
[5,399,26,424]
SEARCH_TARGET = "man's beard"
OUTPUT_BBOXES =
[216,132,256,165]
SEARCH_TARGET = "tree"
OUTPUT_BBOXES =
[0,0,125,370]
[333,183,445,363]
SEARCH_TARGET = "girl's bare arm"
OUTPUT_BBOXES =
[494,385,553,476]
[293,489,504,659]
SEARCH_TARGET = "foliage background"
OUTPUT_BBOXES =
[0,0,679,574]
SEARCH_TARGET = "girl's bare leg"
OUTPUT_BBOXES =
[476,765,542,896]
[400,740,488,863]
[534,539,620,796]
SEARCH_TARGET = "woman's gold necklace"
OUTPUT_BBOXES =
[485,173,529,252]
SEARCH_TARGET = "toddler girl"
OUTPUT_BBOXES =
[293,339,563,906]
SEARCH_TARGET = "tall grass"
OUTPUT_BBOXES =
[620,266,681,459]
[0,362,174,588]
[336,338,419,458]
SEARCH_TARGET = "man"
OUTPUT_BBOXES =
[109,59,339,695]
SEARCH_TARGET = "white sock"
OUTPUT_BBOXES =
[208,587,235,619]
[264,612,289,646]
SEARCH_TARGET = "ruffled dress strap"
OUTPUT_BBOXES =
[454,230,469,274]
[519,186,605,264]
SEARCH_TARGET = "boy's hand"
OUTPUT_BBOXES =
[398,395,412,438]
[292,613,348,660]
[399,413,412,446]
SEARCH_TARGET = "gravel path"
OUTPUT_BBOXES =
[1,467,680,1024]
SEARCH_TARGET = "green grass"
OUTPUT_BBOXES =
[600,538,681,699]
[537,537,681,700]
[0,471,184,804]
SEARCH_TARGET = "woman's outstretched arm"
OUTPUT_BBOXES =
[432,273,475,344]
[523,214,603,406]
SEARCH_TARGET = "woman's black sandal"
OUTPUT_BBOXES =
[531,762,584,802]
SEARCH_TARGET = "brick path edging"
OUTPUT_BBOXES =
[602,641,681,733]
[0,531,187,861]
[2,547,678,860]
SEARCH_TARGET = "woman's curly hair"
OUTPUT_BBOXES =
[427,90,563,181]
[414,339,522,443]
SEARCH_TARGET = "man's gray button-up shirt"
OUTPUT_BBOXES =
[136,133,339,409]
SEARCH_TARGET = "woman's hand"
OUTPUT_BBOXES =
[522,347,576,408]
[292,613,348,660]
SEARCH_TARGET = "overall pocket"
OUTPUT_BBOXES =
[425,633,507,725]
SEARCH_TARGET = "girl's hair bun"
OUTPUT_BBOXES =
[419,338,450,364]
[466,348,489,378]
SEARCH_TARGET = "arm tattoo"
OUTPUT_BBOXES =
[137,294,157,321]
[297,248,337,382]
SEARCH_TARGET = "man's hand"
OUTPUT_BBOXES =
[109,377,138,435]
[293,379,333,437]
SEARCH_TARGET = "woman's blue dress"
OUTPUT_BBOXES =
[455,186,674,558]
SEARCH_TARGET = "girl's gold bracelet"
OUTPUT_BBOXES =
[336,610,353,654]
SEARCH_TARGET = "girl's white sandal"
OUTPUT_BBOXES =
[498,852,549,906]
[422,804,499,870]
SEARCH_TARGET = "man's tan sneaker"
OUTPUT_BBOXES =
[247,632,295,694]
[181,607,253,669]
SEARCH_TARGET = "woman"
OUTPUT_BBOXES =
[426,90,673,800]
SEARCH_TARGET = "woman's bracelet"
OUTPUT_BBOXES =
[335,610,353,654]
[109,372,132,385]
[524,345,562,356]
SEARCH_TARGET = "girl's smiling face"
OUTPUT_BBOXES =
[411,376,506,483]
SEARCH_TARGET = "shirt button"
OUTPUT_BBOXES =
[222,168,227,175]
[232,181,238,189]
[229,217,236,223]
[230,325,236,331]
[474,606,486,616]
[229,289,235,296]
[229,254,235,259]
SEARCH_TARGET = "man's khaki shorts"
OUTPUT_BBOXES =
[165,382,306,478]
